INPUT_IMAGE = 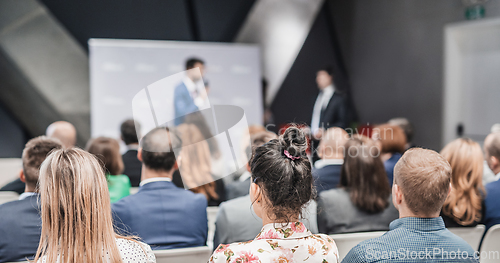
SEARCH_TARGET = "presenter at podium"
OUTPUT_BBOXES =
[174,58,210,125]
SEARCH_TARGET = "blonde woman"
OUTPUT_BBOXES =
[34,148,155,263]
[440,138,485,227]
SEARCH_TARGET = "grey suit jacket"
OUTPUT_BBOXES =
[213,195,318,249]
[317,188,399,234]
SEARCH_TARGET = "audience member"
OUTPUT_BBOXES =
[372,124,406,185]
[210,127,338,263]
[482,131,500,230]
[120,119,142,187]
[177,123,225,206]
[343,148,477,262]
[112,127,208,249]
[86,137,131,203]
[0,137,62,262]
[440,138,485,227]
[388,117,414,149]
[317,136,398,234]
[34,148,155,262]
[225,131,278,200]
[214,130,319,249]
[0,121,77,194]
[313,127,348,194]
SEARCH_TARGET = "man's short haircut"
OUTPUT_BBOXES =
[485,132,500,160]
[120,119,140,145]
[186,58,204,70]
[22,136,63,187]
[319,66,334,76]
[141,127,182,172]
[394,148,451,216]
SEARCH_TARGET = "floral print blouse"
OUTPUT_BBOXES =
[209,222,339,263]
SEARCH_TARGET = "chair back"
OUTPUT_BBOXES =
[330,231,386,261]
[480,224,500,263]
[0,191,20,205]
[448,225,485,251]
[206,206,219,249]
[153,246,212,263]
[0,158,22,188]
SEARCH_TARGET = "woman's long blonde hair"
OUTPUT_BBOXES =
[441,138,485,226]
[34,148,125,263]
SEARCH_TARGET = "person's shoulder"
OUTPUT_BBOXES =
[221,195,250,208]
[116,238,156,262]
[485,179,500,192]
[319,188,347,200]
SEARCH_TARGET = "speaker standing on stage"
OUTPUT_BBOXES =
[310,67,348,138]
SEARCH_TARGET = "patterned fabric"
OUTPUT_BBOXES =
[39,238,156,263]
[210,222,338,263]
[342,217,479,263]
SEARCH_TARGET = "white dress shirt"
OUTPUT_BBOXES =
[183,77,210,110]
[311,85,335,134]
[19,192,37,200]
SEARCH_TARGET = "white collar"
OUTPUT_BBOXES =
[126,144,139,151]
[314,158,344,169]
[140,177,172,187]
[183,77,199,93]
[494,172,500,181]
[19,192,37,200]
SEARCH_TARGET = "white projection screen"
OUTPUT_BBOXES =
[89,39,262,140]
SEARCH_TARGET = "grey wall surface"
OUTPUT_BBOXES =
[329,0,500,150]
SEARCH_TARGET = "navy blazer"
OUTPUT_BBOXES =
[112,181,208,250]
[313,164,342,195]
[122,149,142,187]
[174,82,198,125]
[0,194,41,262]
[483,179,500,231]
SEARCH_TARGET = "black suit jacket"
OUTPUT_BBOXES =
[319,91,348,129]
[122,149,142,187]
[0,194,41,262]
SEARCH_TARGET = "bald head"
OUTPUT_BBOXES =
[140,127,181,172]
[485,132,500,174]
[45,121,76,148]
[318,127,348,159]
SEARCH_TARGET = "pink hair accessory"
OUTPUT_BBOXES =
[284,150,300,160]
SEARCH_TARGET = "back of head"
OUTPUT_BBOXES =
[85,137,124,176]
[485,131,500,165]
[374,124,407,154]
[318,127,348,159]
[185,57,204,70]
[388,118,413,144]
[45,121,77,148]
[22,136,63,189]
[140,127,181,172]
[340,136,390,213]
[441,138,484,225]
[251,126,313,223]
[35,148,122,263]
[120,119,140,145]
[394,148,451,217]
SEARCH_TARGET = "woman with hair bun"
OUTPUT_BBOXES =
[209,126,339,263]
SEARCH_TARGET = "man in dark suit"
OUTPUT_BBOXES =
[0,136,62,262]
[174,58,209,125]
[120,119,142,187]
[310,67,348,138]
[313,127,348,194]
[112,127,208,250]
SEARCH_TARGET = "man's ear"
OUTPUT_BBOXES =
[393,184,403,206]
[173,161,179,170]
[246,162,251,173]
[137,148,143,162]
[491,156,499,168]
[19,169,26,183]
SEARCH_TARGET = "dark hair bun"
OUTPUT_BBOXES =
[279,126,308,159]
[250,124,314,223]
